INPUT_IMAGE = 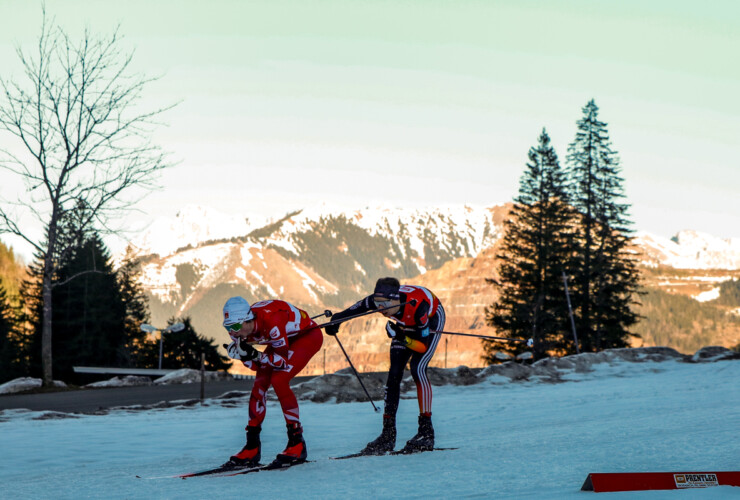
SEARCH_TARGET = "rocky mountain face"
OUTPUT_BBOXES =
[133,204,740,376]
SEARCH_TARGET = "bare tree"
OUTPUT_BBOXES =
[0,12,173,385]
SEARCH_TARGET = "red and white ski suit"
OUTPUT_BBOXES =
[230,300,323,428]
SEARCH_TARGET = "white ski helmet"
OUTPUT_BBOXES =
[223,296,254,327]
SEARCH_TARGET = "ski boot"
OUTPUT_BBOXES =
[271,422,307,467]
[224,425,261,467]
[361,414,396,455]
[399,414,434,453]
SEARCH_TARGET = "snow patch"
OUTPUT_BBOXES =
[0,377,67,395]
[152,369,231,385]
[694,287,720,302]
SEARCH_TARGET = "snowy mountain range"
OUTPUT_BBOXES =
[129,205,273,258]
[634,230,740,270]
[131,204,740,275]
[133,203,507,353]
[127,204,740,374]
[133,203,507,302]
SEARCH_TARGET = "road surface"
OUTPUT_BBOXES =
[0,377,314,414]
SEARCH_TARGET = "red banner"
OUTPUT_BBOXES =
[582,471,740,492]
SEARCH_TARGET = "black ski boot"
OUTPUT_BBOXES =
[400,414,434,453]
[271,422,307,467]
[361,414,396,455]
[224,425,261,467]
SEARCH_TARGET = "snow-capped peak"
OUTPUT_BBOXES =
[634,230,740,270]
[129,205,270,258]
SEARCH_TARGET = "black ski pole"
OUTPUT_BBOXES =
[310,309,333,320]
[333,334,380,413]
[295,300,415,335]
[229,309,332,343]
[434,330,534,347]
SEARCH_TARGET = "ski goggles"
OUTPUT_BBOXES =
[224,322,243,333]
[373,298,394,309]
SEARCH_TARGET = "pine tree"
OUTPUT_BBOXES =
[116,245,154,367]
[485,129,578,360]
[566,100,641,351]
[51,234,129,379]
[21,202,132,380]
[0,284,24,382]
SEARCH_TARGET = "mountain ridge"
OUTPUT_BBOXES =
[130,204,740,375]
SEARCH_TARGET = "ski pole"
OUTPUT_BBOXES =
[295,300,416,335]
[310,309,333,320]
[434,330,534,348]
[333,334,380,413]
[228,309,332,342]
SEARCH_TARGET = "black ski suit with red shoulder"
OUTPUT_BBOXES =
[332,285,446,416]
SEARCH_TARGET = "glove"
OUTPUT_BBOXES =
[325,320,340,336]
[225,339,258,362]
[385,321,405,343]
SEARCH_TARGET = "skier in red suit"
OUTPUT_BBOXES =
[326,277,446,454]
[222,296,323,467]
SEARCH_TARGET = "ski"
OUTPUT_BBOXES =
[227,460,313,477]
[141,446,456,479]
[177,463,265,479]
[331,451,389,460]
[172,459,313,479]
[331,447,457,460]
[135,463,265,479]
[390,446,458,455]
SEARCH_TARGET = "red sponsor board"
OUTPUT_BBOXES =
[581,471,740,492]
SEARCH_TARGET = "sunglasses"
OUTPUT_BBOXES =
[225,322,243,333]
[374,298,394,309]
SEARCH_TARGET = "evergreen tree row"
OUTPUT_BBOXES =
[484,100,642,361]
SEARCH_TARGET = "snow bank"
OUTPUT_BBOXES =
[85,376,153,388]
[2,347,737,406]
[691,345,740,363]
[292,346,738,404]
[0,377,67,395]
[153,369,231,385]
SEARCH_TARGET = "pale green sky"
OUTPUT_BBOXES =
[1,0,738,257]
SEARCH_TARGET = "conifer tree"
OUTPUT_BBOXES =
[0,284,24,382]
[116,245,153,367]
[50,234,129,379]
[485,129,578,360]
[21,202,130,380]
[566,100,641,351]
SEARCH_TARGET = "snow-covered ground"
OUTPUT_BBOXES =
[1,356,738,499]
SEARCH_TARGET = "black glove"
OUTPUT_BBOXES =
[225,339,258,361]
[385,321,405,343]
[324,316,340,336]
